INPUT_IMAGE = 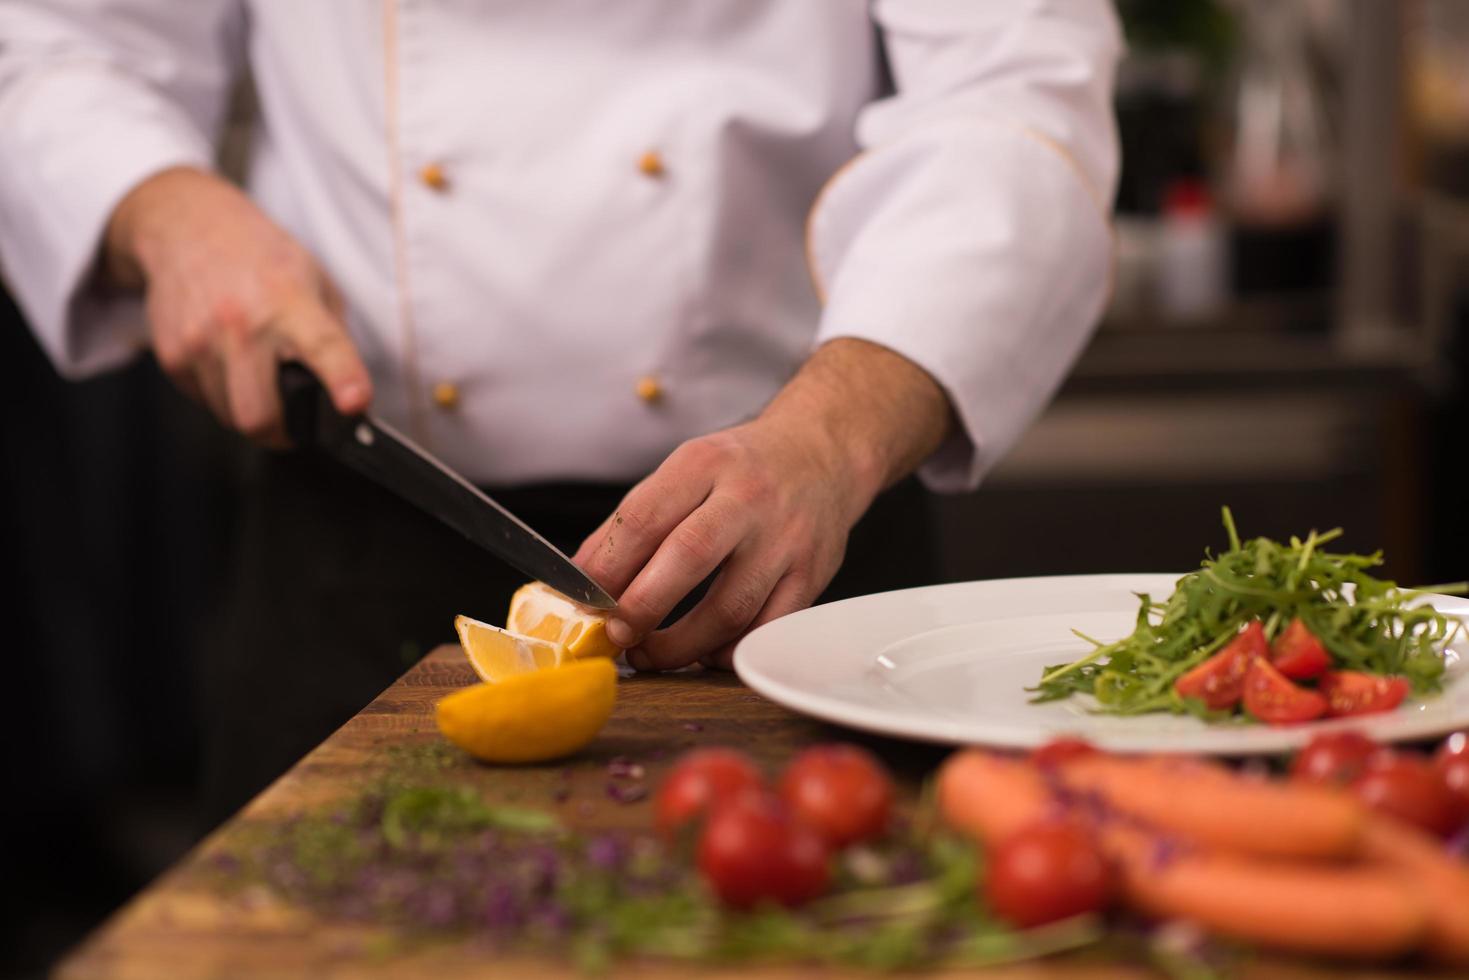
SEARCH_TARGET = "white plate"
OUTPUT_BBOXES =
[733,573,1469,755]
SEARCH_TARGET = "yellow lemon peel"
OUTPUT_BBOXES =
[435,658,617,764]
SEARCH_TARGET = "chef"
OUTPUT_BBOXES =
[0,2,1120,811]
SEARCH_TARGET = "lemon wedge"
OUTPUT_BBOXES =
[508,581,619,661]
[435,658,617,764]
[454,615,566,682]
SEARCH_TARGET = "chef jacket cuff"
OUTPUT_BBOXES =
[810,119,1113,494]
[0,69,215,378]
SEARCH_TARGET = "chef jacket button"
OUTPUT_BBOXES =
[637,150,665,179]
[419,162,449,191]
[634,375,664,404]
[431,380,460,410]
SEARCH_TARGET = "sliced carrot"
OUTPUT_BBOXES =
[1358,817,1469,966]
[936,749,1054,844]
[1104,823,1426,960]
[1057,754,1364,859]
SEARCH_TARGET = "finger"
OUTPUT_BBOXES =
[221,327,288,446]
[608,492,751,647]
[628,547,787,672]
[574,457,716,596]
[194,357,233,429]
[278,296,372,414]
[696,571,816,672]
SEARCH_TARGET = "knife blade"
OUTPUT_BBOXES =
[277,361,616,609]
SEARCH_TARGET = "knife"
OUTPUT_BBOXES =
[277,361,616,609]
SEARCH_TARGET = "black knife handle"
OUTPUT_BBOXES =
[278,360,326,448]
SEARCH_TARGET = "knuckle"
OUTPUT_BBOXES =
[616,590,662,632]
[207,295,256,339]
[670,519,721,568]
[712,582,763,633]
[178,320,212,359]
[613,504,653,542]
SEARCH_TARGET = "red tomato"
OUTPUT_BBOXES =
[1174,621,1268,710]
[1270,618,1332,680]
[1031,737,1101,769]
[1435,731,1469,818]
[985,821,1113,928]
[654,748,764,837]
[1241,657,1327,725]
[1318,671,1410,718]
[1290,731,1380,785]
[1351,755,1461,837]
[778,744,895,848]
[696,793,831,909]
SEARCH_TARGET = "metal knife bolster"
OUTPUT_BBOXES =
[277,362,616,609]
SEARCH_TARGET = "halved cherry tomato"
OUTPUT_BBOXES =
[1174,621,1269,710]
[778,744,895,848]
[985,820,1113,928]
[1031,737,1101,769]
[1290,731,1380,785]
[654,748,763,837]
[1434,731,1469,819]
[1318,671,1410,718]
[1351,754,1461,837]
[1242,657,1327,725]
[696,792,831,908]
[1270,618,1332,680]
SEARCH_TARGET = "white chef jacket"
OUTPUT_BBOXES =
[0,1,1120,492]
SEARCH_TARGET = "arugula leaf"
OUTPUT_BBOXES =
[1031,507,1467,720]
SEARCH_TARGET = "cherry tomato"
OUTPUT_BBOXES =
[1031,737,1101,769]
[1241,657,1327,725]
[654,748,763,837]
[1290,731,1380,785]
[1174,621,1268,710]
[1318,671,1410,718]
[985,820,1113,928]
[778,744,895,848]
[1435,731,1469,818]
[696,792,831,908]
[1351,755,1461,837]
[1270,618,1332,680]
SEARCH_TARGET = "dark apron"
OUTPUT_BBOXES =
[201,450,936,822]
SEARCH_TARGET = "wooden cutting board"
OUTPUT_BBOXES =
[53,646,1426,979]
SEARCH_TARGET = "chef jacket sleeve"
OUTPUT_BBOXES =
[809,0,1122,492]
[0,0,244,377]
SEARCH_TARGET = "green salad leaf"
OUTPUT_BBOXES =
[1029,507,1466,717]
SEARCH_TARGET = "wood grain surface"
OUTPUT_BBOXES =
[55,646,1435,979]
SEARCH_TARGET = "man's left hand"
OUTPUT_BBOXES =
[573,338,953,671]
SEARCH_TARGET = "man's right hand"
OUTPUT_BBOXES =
[105,166,372,445]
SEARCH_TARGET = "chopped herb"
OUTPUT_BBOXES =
[214,782,1096,972]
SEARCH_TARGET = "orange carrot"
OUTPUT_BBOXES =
[936,749,1053,844]
[1057,754,1364,860]
[1358,817,1469,966]
[1104,822,1426,960]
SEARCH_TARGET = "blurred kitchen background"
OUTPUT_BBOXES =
[5,0,1469,974]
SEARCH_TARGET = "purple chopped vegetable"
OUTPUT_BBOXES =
[605,782,649,804]
[607,757,646,780]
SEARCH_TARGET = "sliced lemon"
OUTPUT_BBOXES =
[454,615,566,682]
[435,658,617,764]
[507,581,619,661]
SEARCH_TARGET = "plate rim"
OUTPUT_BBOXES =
[732,572,1469,756]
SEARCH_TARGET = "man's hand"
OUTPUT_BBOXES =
[574,338,953,672]
[106,166,371,443]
